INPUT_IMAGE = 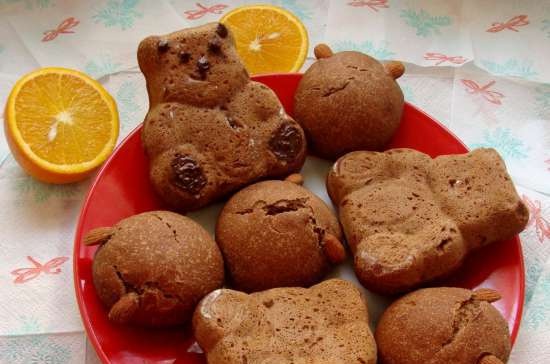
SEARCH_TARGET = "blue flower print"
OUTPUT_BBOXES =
[0,0,53,10]
[534,84,550,118]
[13,173,82,203]
[93,0,143,30]
[470,127,529,160]
[524,269,550,330]
[84,54,123,79]
[115,81,142,133]
[400,8,451,37]
[542,19,550,38]
[481,59,537,79]
[332,40,395,60]
[400,84,416,104]
[0,317,71,364]
[273,0,313,21]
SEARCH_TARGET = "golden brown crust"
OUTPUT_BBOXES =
[375,287,511,364]
[193,279,377,364]
[90,211,224,327]
[294,51,404,159]
[139,23,307,212]
[215,180,344,292]
[327,148,529,294]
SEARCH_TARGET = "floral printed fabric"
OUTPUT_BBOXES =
[0,0,549,363]
[0,331,86,364]
[327,0,550,83]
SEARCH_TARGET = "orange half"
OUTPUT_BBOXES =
[4,67,119,183]
[221,4,309,74]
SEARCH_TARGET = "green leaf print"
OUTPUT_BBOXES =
[400,8,451,37]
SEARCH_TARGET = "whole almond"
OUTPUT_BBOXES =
[83,226,115,246]
[472,288,502,303]
[285,173,304,185]
[478,354,504,364]
[322,233,346,263]
[108,292,139,323]
[384,61,405,79]
[314,43,333,59]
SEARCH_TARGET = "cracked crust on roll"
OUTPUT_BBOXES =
[86,211,224,327]
[375,287,510,364]
[215,180,344,292]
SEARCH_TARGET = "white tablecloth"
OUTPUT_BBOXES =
[0,0,549,363]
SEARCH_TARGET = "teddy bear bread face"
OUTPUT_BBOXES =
[138,23,307,211]
[327,148,529,294]
[193,279,377,364]
[137,23,248,108]
[294,46,405,159]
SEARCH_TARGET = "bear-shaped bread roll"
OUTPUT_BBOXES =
[193,279,377,364]
[84,211,224,327]
[294,43,404,159]
[138,23,307,211]
[327,148,529,294]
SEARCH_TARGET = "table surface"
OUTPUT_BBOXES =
[0,1,549,363]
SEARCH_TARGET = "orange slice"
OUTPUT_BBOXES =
[4,67,119,184]
[221,4,308,74]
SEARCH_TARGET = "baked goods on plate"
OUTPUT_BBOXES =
[216,179,344,292]
[376,287,510,364]
[74,73,525,363]
[327,148,528,294]
[84,211,224,327]
[294,44,404,159]
[139,23,306,212]
[193,279,377,364]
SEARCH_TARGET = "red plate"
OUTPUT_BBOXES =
[74,73,524,363]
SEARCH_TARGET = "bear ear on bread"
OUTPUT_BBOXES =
[384,60,405,79]
[314,43,334,59]
[313,43,405,80]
